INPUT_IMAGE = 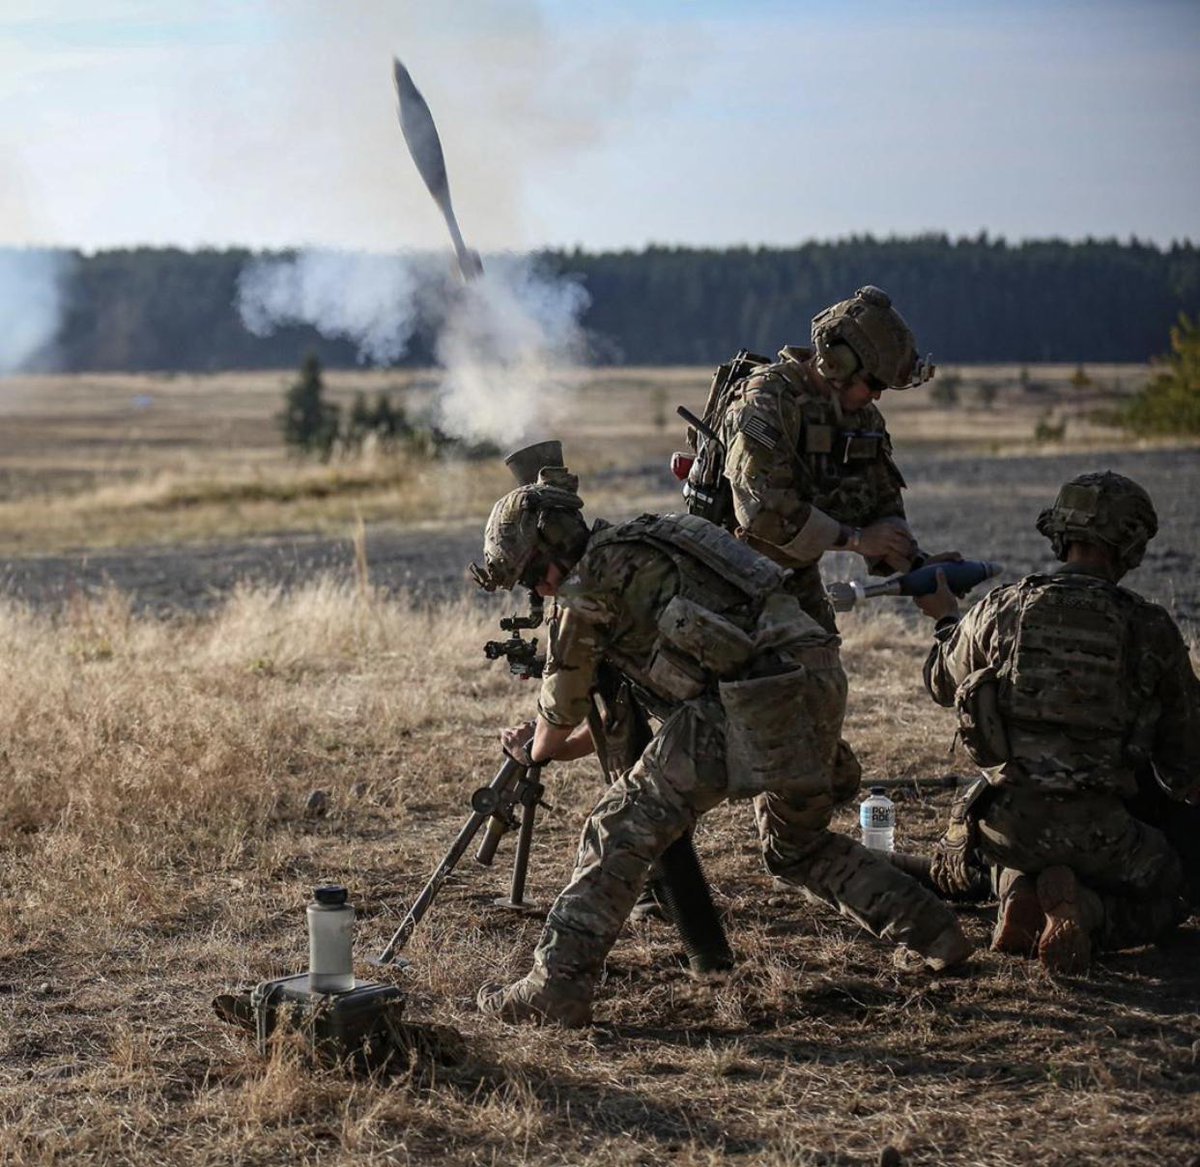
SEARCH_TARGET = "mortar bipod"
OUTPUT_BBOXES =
[374,756,548,966]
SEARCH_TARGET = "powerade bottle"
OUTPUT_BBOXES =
[859,787,896,853]
[307,885,355,993]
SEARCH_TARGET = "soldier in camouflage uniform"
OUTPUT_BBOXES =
[917,472,1199,974]
[470,456,971,1026]
[719,286,942,633]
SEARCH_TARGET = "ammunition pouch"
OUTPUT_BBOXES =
[836,429,885,464]
[656,595,754,674]
[646,595,758,703]
[721,668,824,798]
[954,666,1011,768]
[646,644,708,702]
[720,639,846,800]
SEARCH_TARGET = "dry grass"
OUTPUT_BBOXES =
[0,584,1196,1166]
[0,364,1162,555]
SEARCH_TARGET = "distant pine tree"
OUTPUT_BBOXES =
[279,353,340,459]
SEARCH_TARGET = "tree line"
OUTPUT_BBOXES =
[26,235,1200,372]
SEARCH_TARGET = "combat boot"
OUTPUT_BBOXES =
[476,971,594,1027]
[894,918,975,972]
[991,871,1044,955]
[1036,865,1101,975]
[918,920,975,971]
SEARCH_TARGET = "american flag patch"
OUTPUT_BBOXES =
[739,413,782,450]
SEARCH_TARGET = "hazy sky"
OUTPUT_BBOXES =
[3,0,1198,254]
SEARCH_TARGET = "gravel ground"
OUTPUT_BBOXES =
[1,447,1196,633]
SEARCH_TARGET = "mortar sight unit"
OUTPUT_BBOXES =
[483,591,545,679]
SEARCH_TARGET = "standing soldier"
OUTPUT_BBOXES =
[469,451,971,1026]
[690,285,946,634]
[916,472,1199,973]
[680,285,953,803]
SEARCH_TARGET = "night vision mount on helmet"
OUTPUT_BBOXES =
[1035,471,1159,573]
[811,285,934,391]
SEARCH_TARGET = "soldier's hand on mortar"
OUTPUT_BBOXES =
[500,720,536,765]
[856,518,919,571]
[922,549,964,565]
[915,569,960,621]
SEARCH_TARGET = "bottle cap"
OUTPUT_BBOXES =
[869,785,886,795]
[313,885,349,906]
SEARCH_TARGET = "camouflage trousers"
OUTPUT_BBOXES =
[531,698,961,989]
[979,787,1188,951]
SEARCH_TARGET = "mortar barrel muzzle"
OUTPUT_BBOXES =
[505,440,565,485]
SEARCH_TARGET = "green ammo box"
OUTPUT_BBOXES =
[250,974,406,1066]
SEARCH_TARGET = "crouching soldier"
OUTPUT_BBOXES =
[469,449,972,1026]
[917,471,1199,974]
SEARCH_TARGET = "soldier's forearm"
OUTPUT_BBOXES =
[529,718,592,765]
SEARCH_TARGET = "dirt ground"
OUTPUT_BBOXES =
[3,445,1196,639]
[0,370,1197,1166]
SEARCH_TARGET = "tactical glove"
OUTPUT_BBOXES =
[929,778,988,897]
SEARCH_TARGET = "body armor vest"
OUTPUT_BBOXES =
[1003,574,1137,741]
[592,513,789,609]
[584,514,787,709]
[583,516,843,800]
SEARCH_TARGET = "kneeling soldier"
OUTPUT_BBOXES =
[918,471,1199,973]
[469,450,971,1026]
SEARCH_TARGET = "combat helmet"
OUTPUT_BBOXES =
[811,286,934,390]
[1035,471,1158,572]
[470,441,589,592]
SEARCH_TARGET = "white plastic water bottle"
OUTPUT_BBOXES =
[307,885,355,993]
[859,786,896,852]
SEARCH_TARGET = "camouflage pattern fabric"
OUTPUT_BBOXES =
[721,347,907,586]
[925,565,1200,800]
[527,517,964,992]
[533,696,962,988]
[924,563,1200,951]
[980,789,1187,950]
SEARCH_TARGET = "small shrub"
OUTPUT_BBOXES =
[930,370,961,407]
[1034,411,1067,443]
[1121,313,1200,435]
[279,353,340,460]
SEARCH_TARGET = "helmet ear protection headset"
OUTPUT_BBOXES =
[813,338,863,384]
[812,286,889,386]
[811,285,935,391]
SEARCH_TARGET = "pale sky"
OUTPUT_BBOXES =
[2,0,1197,254]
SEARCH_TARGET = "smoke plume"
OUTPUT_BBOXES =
[434,256,589,446]
[0,249,73,374]
[236,249,589,448]
[237,250,432,366]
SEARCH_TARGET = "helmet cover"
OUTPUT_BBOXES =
[472,468,585,591]
[1035,471,1158,571]
[811,285,932,389]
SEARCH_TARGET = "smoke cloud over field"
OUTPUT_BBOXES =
[236,250,589,447]
[238,250,430,366]
[0,249,73,374]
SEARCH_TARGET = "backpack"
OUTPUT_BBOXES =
[680,349,772,526]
